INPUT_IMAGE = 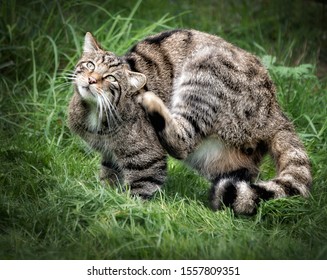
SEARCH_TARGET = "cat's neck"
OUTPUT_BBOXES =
[84,101,121,135]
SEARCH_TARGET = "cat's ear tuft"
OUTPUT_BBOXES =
[126,70,147,93]
[83,32,102,53]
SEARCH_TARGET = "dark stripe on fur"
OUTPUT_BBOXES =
[102,160,120,170]
[262,76,274,91]
[184,94,219,114]
[178,120,194,140]
[144,29,188,45]
[273,179,301,196]
[250,184,275,201]
[148,111,166,132]
[287,157,310,168]
[244,65,259,79]
[159,48,175,80]
[124,156,165,171]
[180,78,211,89]
[132,176,165,186]
[219,56,238,72]
[221,181,238,207]
[134,50,160,74]
[196,60,242,93]
[179,112,205,136]
[213,168,253,184]
[108,61,121,68]
[125,57,137,71]
[123,146,150,159]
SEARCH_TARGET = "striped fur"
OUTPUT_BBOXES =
[68,32,166,198]
[68,30,311,214]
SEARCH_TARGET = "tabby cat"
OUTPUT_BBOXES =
[68,29,311,214]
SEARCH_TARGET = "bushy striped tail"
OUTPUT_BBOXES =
[210,128,312,215]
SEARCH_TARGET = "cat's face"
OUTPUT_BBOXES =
[73,32,146,113]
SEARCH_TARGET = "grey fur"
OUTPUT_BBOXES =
[68,29,311,214]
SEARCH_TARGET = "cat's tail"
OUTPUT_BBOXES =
[210,128,312,215]
[256,128,312,198]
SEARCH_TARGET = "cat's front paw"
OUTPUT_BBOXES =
[99,163,122,187]
[138,91,164,116]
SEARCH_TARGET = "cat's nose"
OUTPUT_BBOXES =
[88,76,97,84]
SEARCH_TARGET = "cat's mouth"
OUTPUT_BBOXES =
[77,84,97,101]
[80,84,97,95]
[82,84,100,95]
[82,85,91,92]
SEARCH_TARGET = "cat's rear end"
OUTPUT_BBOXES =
[133,29,311,214]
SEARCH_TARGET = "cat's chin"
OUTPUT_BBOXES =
[77,85,97,104]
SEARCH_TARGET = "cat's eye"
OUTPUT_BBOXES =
[86,61,95,70]
[104,75,117,83]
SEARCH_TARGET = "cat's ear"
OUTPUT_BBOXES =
[83,32,102,53]
[126,70,147,93]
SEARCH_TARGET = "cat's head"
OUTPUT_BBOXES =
[73,32,146,109]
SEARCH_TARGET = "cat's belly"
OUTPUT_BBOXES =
[185,136,250,179]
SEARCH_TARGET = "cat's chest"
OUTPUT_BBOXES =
[85,110,142,155]
[87,109,100,131]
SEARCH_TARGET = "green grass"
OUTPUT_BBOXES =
[1,0,327,259]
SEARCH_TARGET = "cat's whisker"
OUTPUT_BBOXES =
[66,74,77,78]
[55,83,74,90]
[66,77,77,82]
[93,88,117,130]
[101,89,121,120]
[65,72,76,76]
[100,90,122,125]
[62,72,77,80]
[96,94,104,131]
[102,95,120,128]
[102,101,112,131]
[60,70,75,75]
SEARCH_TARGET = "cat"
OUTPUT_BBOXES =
[68,29,312,214]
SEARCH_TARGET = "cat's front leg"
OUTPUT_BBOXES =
[123,158,167,199]
[138,91,200,159]
[99,159,123,187]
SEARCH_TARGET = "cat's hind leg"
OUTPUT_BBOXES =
[138,91,202,160]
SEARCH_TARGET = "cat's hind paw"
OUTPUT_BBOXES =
[137,91,165,116]
[138,91,168,131]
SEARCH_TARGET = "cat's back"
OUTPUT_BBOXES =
[124,29,272,99]
[128,29,280,144]
[125,29,227,75]
[124,29,199,100]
